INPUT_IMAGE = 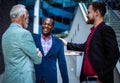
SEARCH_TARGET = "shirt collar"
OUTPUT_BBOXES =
[41,34,52,41]
[91,22,104,31]
[11,23,23,28]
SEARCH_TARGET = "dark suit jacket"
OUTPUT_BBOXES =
[67,22,120,83]
[33,34,69,83]
[0,52,5,74]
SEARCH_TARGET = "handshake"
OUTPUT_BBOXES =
[36,38,68,58]
[59,38,68,46]
[37,48,42,58]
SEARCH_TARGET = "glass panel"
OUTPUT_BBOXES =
[40,0,79,34]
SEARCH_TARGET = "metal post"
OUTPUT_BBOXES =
[33,0,40,34]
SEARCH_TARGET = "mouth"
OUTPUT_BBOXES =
[43,28,49,33]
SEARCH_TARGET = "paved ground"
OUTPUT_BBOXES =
[57,55,80,83]
[0,56,81,83]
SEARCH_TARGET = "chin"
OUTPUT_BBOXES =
[86,20,94,24]
[43,33,51,37]
[23,21,28,28]
[23,26,28,29]
[42,33,47,36]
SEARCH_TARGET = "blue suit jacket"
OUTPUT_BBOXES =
[33,34,69,83]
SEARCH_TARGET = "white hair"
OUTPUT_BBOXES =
[10,4,27,21]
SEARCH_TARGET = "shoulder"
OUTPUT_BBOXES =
[20,29,32,37]
[32,33,41,40]
[97,23,114,34]
[100,23,113,30]
[52,35,63,45]
[100,23,116,36]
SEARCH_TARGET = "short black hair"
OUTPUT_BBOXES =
[89,2,106,17]
[42,17,54,25]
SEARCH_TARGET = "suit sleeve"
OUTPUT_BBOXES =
[58,41,69,83]
[98,26,120,82]
[20,30,42,64]
[67,42,85,51]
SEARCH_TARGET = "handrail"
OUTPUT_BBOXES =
[79,3,87,22]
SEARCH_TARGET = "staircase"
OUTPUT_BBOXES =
[106,10,120,47]
[42,1,77,34]
[106,9,120,83]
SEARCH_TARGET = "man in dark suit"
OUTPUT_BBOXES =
[33,18,69,83]
[60,2,119,83]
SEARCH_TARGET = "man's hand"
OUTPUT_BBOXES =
[59,38,68,46]
[37,48,42,58]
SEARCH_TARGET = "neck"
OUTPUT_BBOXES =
[11,17,23,28]
[42,34,51,40]
[93,17,104,28]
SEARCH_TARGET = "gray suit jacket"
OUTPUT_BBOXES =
[2,23,42,83]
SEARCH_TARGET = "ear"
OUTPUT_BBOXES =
[95,9,100,17]
[20,15,25,22]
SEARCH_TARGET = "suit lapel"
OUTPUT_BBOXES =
[37,35,45,56]
[90,22,105,42]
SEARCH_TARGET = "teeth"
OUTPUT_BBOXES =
[44,28,48,31]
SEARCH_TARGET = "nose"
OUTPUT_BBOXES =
[44,24,48,27]
[86,13,88,17]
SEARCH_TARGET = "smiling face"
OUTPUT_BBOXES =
[42,18,54,37]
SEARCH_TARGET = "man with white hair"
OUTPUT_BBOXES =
[2,4,42,83]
